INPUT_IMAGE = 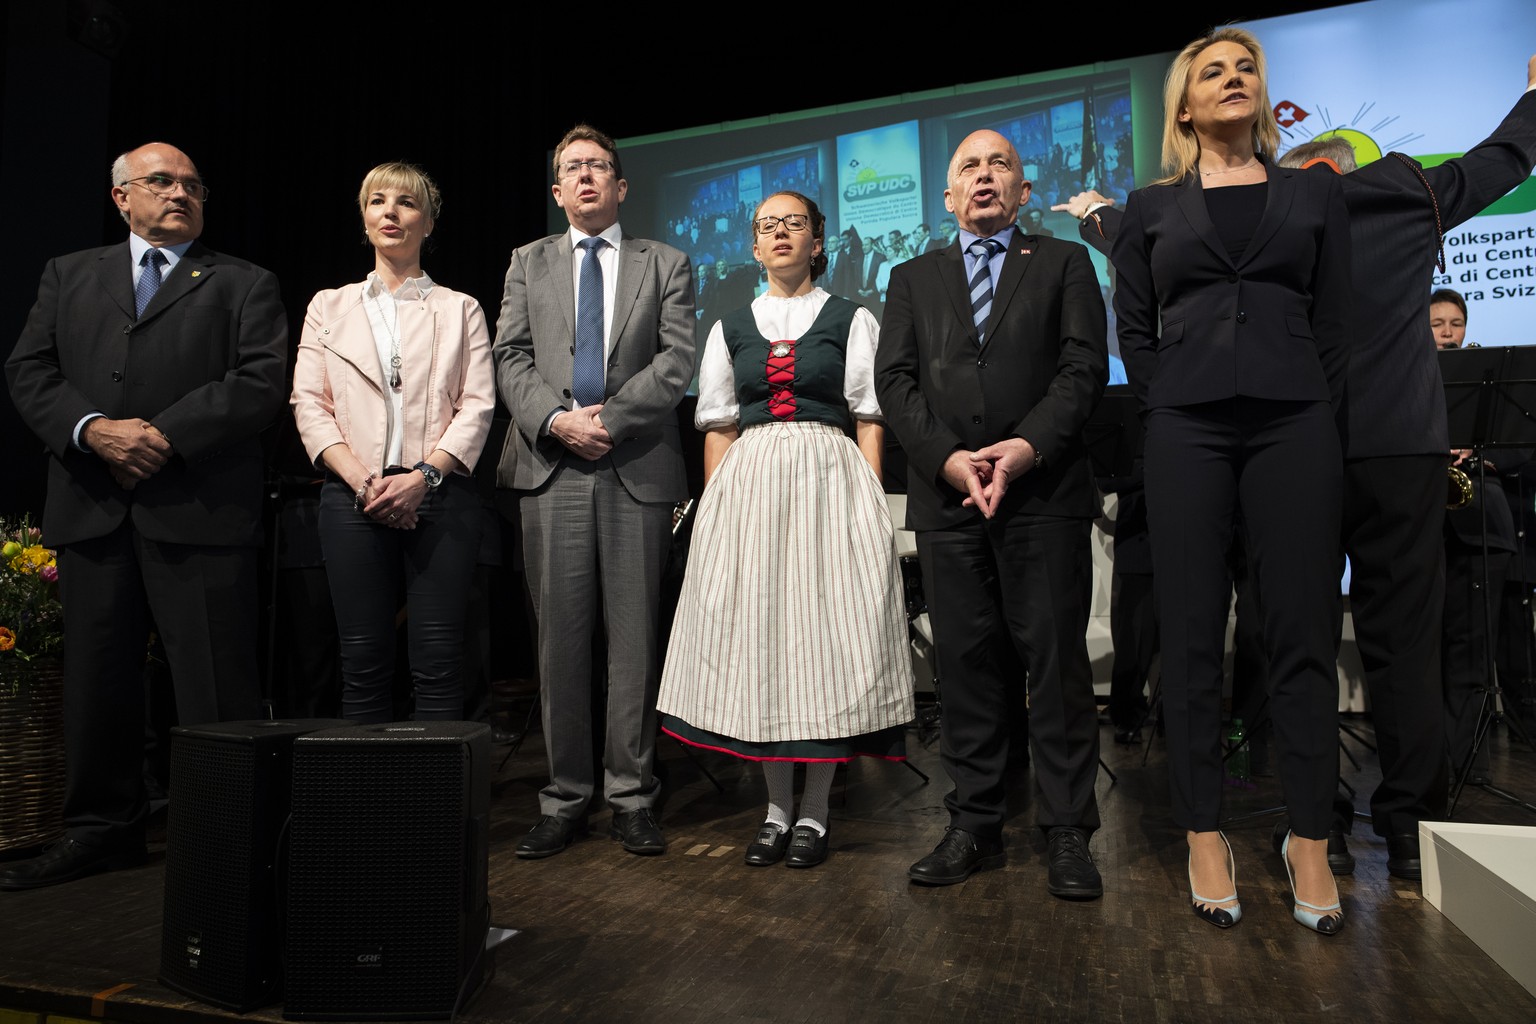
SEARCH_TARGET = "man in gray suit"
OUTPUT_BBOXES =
[493,124,695,859]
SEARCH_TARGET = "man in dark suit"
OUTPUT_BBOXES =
[3,142,287,890]
[856,235,887,319]
[493,124,695,859]
[1054,55,1536,879]
[876,129,1108,898]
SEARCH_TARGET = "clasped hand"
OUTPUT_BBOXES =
[942,438,1038,519]
[85,418,172,490]
[361,473,424,529]
[551,405,613,460]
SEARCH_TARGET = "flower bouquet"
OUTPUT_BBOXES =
[1,519,62,665]
[0,517,67,854]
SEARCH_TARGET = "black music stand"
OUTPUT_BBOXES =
[1440,346,1536,816]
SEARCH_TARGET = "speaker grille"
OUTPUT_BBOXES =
[160,720,346,1013]
[285,724,488,1021]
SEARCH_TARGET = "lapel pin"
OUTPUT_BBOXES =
[190,270,201,278]
[1019,248,1032,256]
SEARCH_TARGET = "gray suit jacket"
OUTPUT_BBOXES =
[492,229,695,502]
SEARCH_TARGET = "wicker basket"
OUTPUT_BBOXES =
[0,657,66,854]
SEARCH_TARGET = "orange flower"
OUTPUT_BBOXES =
[0,626,15,651]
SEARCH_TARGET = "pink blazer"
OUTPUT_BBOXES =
[290,281,494,476]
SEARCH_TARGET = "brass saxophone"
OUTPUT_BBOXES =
[1448,462,1474,509]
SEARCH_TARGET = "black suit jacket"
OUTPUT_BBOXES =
[6,240,288,547]
[1110,164,1352,414]
[875,230,1108,532]
[1340,90,1536,459]
[1083,91,1536,458]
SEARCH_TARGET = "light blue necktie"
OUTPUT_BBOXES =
[572,237,606,407]
[136,248,166,318]
[968,238,1004,345]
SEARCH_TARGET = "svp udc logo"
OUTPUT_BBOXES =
[843,167,917,203]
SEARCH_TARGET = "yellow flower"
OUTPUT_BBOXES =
[22,546,52,571]
[0,626,15,652]
[0,541,20,560]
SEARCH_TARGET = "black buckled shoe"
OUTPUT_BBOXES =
[609,809,666,855]
[1270,818,1355,876]
[744,822,790,866]
[908,827,1005,886]
[0,838,146,891]
[784,825,829,868]
[1046,827,1102,900]
[515,815,587,859]
[1387,832,1422,881]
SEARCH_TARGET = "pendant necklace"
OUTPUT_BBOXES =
[369,288,403,391]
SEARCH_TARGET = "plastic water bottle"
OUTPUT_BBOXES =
[1226,718,1250,783]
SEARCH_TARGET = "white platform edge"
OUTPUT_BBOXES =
[1420,820,1536,998]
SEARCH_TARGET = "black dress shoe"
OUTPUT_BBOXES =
[1327,828,1355,875]
[908,827,1005,885]
[744,822,790,866]
[1387,832,1422,881]
[1113,728,1143,745]
[515,815,587,859]
[1046,827,1102,900]
[609,809,666,855]
[1271,819,1354,875]
[0,838,146,891]
[784,825,829,868]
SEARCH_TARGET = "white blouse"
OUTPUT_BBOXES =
[693,287,883,431]
[361,271,434,468]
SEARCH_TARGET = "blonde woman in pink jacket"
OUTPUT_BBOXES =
[290,162,494,722]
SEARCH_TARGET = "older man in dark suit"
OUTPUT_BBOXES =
[3,142,287,890]
[494,124,695,860]
[876,129,1108,898]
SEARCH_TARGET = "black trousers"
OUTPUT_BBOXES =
[1145,399,1341,837]
[1341,454,1449,836]
[58,522,262,850]
[917,514,1101,840]
[318,474,482,723]
[1108,570,1155,731]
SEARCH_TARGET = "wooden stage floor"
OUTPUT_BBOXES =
[2,711,1534,1024]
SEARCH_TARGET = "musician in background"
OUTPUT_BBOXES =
[1430,289,1468,350]
[1435,289,1527,786]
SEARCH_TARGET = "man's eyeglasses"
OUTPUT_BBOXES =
[753,214,811,235]
[556,158,616,179]
[119,174,210,202]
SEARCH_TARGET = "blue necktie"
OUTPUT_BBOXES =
[968,238,1004,345]
[136,248,166,318]
[572,237,606,407]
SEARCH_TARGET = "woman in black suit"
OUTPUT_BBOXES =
[1110,27,1351,935]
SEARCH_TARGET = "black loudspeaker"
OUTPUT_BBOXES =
[159,719,349,1012]
[283,722,491,1021]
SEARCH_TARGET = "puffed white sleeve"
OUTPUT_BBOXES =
[843,305,883,421]
[692,319,739,430]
